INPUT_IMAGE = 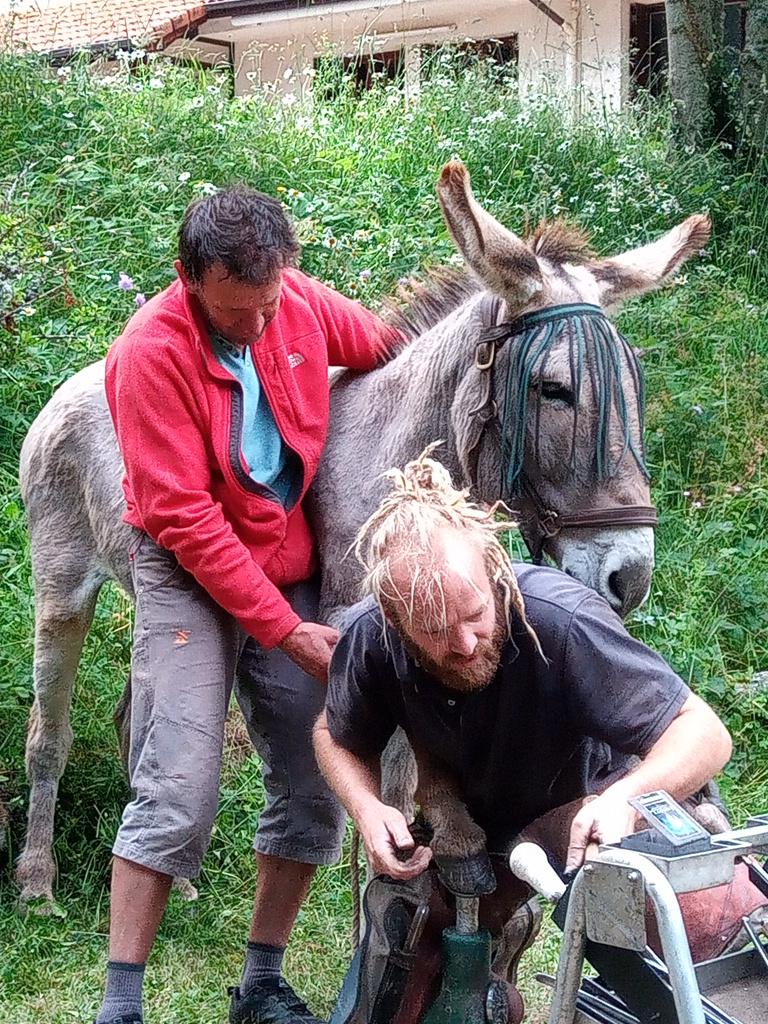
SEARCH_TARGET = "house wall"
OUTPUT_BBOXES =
[516,0,636,112]
[172,0,655,110]
[224,0,552,96]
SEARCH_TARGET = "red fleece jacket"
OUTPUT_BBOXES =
[105,268,394,647]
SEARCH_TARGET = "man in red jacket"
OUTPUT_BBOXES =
[98,185,396,1024]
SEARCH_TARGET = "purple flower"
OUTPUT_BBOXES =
[135,293,147,307]
[359,269,372,281]
[118,272,135,291]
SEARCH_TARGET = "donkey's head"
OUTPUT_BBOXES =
[439,160,710,617]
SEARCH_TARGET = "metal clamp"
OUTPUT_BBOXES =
[475,340,497,371]
[538,509,561,538]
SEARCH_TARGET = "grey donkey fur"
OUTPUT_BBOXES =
[17,159,714,910]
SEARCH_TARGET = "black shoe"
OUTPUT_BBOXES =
[228,978,323,1024]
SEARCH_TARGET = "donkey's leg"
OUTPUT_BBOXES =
[413,746,486,859]
[380,727,418,822]
[17,589,99,907]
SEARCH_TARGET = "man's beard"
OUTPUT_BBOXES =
[398,599,508,693]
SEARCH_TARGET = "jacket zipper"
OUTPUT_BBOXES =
[251,350,308,508]
[228,384,282,504]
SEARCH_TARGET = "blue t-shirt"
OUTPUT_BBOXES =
[212,333,302,507]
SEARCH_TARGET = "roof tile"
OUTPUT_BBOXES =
[1,0,210,55]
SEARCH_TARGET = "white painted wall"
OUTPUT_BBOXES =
[165,0,655,111]
[577,0,633,112]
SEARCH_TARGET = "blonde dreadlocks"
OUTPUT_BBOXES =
[353,444,542,656]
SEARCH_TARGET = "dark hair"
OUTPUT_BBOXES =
[178,184,300,285]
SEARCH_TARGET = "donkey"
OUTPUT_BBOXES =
[16,159,710,908]
[312,162,710,627]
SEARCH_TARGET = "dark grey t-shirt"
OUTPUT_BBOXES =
[325,565,690,847]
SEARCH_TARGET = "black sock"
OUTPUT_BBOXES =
[95,960,145,1023]
[241,941,285,993]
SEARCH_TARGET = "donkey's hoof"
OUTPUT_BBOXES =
[17,872,65,918]
[429,820,487,861]
[172,876,198,901]
[19,895,67,918]
[434,849,496,897]
[16,850,56,907]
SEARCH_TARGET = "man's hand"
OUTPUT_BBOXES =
[565,793,637,873]
[358,802,433,881]
[280,621,340,682]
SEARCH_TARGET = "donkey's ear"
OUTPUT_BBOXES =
[437,160,544,311]
[590,214,711,308]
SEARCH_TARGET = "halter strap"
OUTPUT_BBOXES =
[466,303,658,564]
[506,302,604,333]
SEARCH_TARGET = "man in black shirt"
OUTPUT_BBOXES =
[313,454,732,885]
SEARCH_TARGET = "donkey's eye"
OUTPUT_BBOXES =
[538,382,574,406]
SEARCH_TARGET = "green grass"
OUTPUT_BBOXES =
[1,47,767,1022]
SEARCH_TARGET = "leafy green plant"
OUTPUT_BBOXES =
[0,46,766,1023]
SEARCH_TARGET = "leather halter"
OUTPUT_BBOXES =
[467,303,659,565]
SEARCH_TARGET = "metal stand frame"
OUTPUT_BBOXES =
[548,849,707,1024]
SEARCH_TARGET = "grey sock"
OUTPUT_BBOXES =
[95,960,145,1023]
[241,941,285,993]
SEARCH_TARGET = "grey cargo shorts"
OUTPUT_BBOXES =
[112,530,345,878]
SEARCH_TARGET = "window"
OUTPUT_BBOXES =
[421,35,518,83]
[315,34,518,96]
[345,48,404,90]
[313,48,404,96]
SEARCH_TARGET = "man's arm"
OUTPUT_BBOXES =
[565,693,732,871]
[313,711,431,880]
[297,271,399,370]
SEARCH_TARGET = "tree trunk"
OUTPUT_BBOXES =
[743,0,768,154]
[665,0,725,147]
